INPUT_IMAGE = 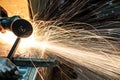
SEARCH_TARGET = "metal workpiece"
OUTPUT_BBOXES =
[12,57,57,67]
[17,66,38,80]
[7,37,21,59]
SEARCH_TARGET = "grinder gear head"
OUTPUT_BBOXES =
[11,19,33,38]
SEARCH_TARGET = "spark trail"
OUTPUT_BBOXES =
[10,21,119,79]
[33,24,120,79]
[17,0,120,79]
[0,21,120,80]
[45,43,120,79]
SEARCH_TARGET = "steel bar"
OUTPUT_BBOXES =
[12,57,56,67]
[7,37,21,59]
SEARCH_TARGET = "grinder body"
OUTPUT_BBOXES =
[0,16,33,38]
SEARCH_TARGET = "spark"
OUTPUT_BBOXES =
[31,24,120,79]
[45,43,120,78]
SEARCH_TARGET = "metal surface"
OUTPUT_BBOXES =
[18,66,38,80]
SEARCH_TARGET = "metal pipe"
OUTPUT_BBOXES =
[7,37,21,59]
